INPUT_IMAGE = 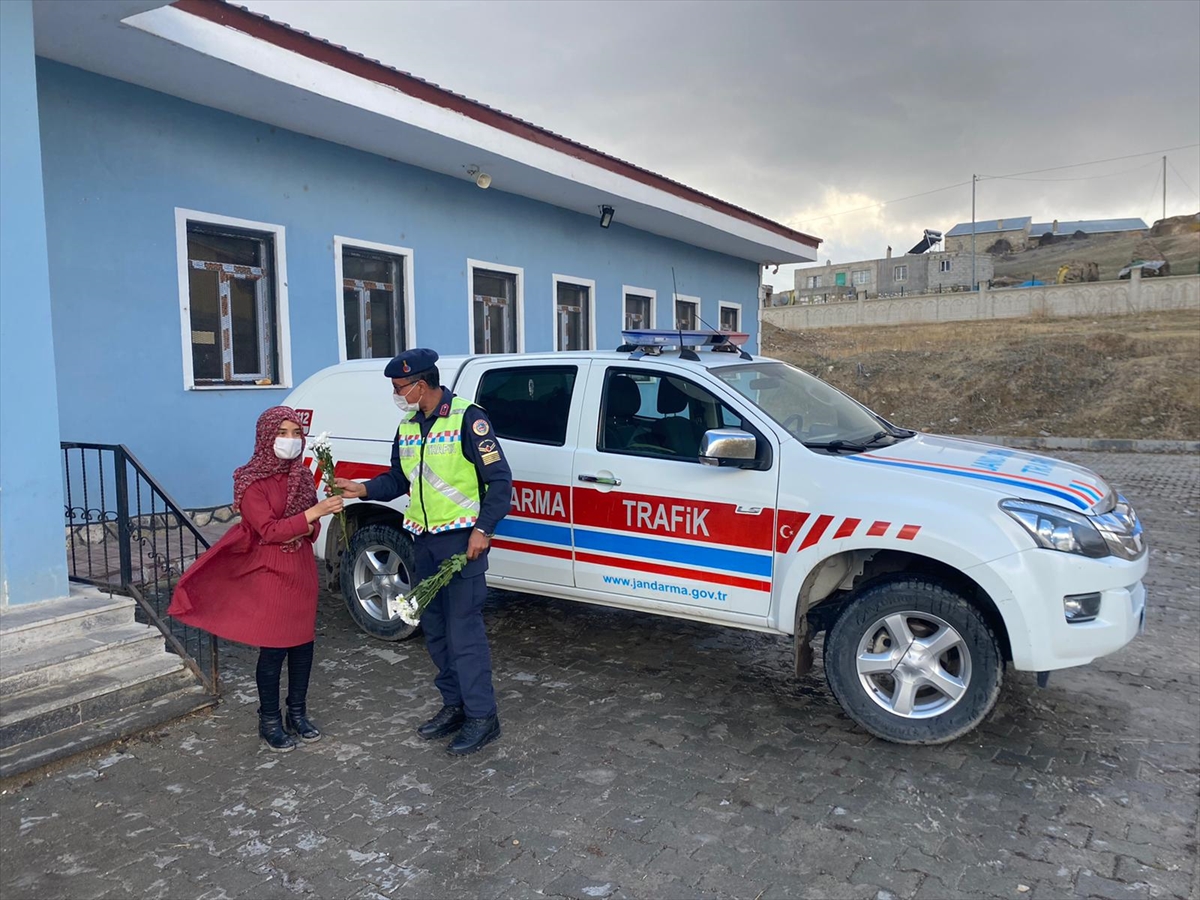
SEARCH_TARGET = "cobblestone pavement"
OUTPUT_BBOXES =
[2,451,1197,900]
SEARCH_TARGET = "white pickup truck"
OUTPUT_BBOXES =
[285,329,1147,744]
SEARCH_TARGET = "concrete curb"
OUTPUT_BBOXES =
[958,435,1200,454]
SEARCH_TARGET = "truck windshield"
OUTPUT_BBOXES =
[713,362,903,447]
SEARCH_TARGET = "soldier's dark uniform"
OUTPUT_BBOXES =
[363,348,511,755]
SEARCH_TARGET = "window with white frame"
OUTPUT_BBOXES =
[623,291,653,331]
[472,266,520,354]
[183,219,283,386]
[805,274,822,289]
[852,270,871,286]
[340,245,407,360]
[674,295,699,330]
[893,264,908,281]
[555,277,593,351]
[719,302,741,332]
[940,259,953,273]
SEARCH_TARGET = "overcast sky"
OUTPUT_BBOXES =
[243,0,1200,289]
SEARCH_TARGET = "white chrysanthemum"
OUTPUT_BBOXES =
[398,597,421,626]
[310,431,332,451]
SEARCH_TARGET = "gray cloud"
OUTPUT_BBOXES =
[243,0,1200,285]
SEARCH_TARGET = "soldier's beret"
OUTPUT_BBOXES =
[384,348,439,379]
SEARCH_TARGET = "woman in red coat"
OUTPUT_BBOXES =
[169,406,343,752]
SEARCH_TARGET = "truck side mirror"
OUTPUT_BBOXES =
[699,428,757,468]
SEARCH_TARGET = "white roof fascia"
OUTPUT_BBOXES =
[118,5,816,263]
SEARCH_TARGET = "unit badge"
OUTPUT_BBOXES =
[402,360,411,373]
[472,420,490,436]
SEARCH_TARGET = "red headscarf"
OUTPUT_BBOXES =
[233,406,318,518]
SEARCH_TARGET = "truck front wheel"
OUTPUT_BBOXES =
[823,578,1002,744]
[339,523,420,642]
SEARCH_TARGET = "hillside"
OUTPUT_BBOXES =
[989,228,1199,284]
[761,309,1200,440]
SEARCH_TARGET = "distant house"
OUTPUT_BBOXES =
[1026,218,1148,247]
[792,249,992,302]
[944,217,1033,254]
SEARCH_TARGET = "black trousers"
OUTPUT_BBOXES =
[255,641,315,716]
[414,530,496,718]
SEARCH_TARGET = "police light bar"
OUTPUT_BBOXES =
[618,328,752,361]
[619,329,749,348]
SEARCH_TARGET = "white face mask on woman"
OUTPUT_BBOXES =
[274,437,303,460]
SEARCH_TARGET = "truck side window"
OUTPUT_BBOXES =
[476,366,578,446]
[601,369,752,462]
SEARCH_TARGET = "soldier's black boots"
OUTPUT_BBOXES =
[417,705,465,739]
[447,714,501,756]
[258,708,296,753]
[284,703,322,742]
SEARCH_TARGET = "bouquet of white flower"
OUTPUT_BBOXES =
[388,553,469,626]
[309,431,349,550]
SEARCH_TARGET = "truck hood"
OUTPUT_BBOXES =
[847,434,1113,513]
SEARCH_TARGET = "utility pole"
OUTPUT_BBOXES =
[1163,156,1167,222]
[971,174,977,291]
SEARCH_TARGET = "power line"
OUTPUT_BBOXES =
[794,180,973,227]
[980,143,1200,181]
[1143,168,1163,227]
[981,160,1159,183]
[791,142,1199,230]
[1167,158,1200,200]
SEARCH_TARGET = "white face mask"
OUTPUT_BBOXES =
[274,437,303,460]
[393,394,416,413]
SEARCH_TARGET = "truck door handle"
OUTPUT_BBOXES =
[578,474,621,487]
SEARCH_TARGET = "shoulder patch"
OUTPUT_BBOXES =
[472,419,490,436]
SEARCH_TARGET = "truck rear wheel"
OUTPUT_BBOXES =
[823,578,1002,744]
[339,523,420,642]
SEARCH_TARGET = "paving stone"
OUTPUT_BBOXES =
[1112,857,1193,900]
[0,450,1195,900]
[1075,871,1152,899]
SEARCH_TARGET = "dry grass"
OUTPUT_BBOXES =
[991,230,1200,283]
[762,309,1200,439]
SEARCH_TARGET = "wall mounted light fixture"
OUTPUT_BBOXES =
[599,205,615,228]
[466,165,492,189]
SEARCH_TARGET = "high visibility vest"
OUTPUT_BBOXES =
[396,396,482,535]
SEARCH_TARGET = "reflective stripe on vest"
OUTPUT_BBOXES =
[397,396,482,535]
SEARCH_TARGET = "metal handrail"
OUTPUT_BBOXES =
[61,442,219,694]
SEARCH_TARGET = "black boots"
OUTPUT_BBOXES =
[447,714,501,756]
[284,703,322,742]
[417,705,465,740]
[258,708,296,753]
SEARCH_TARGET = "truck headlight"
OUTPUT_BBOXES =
[999,499,1109,558]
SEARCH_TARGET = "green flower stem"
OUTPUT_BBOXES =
[403,552,469,620]
[313,447,350,550]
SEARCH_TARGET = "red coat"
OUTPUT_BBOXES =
[168,474,320,648]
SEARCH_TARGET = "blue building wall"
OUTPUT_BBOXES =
[36,61,760,508]
[1,2,69,605]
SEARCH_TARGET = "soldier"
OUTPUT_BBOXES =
[336,348,511,755]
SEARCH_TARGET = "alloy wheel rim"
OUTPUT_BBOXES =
[352,543,412,622]
[854,611,972,719]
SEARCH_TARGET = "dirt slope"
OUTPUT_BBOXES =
[990,229,1199,283]
[761,310,1200,439]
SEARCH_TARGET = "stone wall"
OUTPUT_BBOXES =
[762,271,1200,330]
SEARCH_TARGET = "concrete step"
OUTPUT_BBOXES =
[0,592,136,656]
[0,660,199,748]
[0,685,216,781]
[0,624,168,695]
